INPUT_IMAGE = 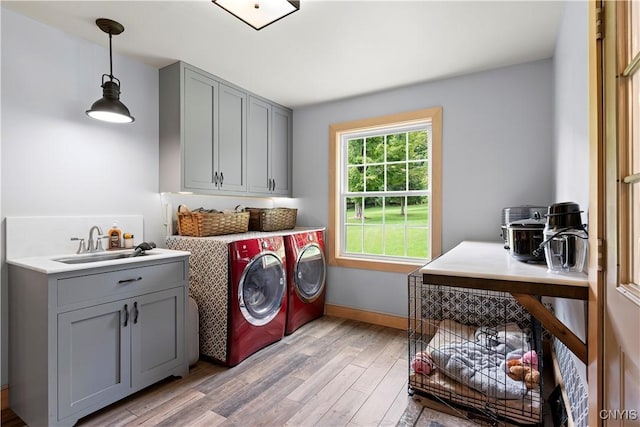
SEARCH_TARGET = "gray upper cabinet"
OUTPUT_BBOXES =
[247,97,270,194]
[218,84,247,192]
[247,96,292,196]
[183,68,219,190]
[160,62,247,195]
[270,105,292,196]
[160,61,291,197]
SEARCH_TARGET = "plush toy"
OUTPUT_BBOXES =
[411,351,434,375]
[521,350,539,371]
[506,359,540,389]
[504,349,538,371]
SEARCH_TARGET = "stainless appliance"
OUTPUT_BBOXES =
[504,214,546,263]
[535,202,588,273]
[500,205,547,244]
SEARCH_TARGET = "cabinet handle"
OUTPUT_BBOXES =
[272,179,276,192]
[118,277,142,284]
[133,301,139,324]
[123,304,129,327]
[267,178,272,191]
[214,171,219,186]
[220,172,224,187]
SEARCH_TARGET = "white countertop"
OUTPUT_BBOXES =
[420,241,588,287]
[7,248,191,275]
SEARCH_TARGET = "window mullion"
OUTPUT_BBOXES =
[402,195,406,257]
[405,131,409,192]
[382,196,386,255]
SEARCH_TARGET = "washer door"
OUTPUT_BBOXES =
[294,243,326,303]
[239,252,286,326]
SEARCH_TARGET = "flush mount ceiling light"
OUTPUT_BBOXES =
[86,18,134,123]
[213,0,300,30]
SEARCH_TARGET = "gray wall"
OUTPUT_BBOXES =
[1,8,162,386]
[552,1,589,383]
[293,60,555,317]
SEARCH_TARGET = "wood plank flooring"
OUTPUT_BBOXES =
[2,316,474,427]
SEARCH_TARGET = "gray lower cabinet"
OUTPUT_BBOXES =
[247,96,292,196]
[57,299,131,422]
[9,257,189,426]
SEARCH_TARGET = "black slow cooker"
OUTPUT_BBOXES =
[505,215,546,263]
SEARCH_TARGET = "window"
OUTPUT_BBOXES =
[328,108,442,273]
[617,1,640,296]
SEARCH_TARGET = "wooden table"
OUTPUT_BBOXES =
[419,241,589,363]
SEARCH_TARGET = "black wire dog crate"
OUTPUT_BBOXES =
[408,270,544,426]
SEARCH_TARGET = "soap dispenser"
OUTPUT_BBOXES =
[107,222,122,249]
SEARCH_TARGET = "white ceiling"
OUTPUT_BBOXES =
[2,0,564,108]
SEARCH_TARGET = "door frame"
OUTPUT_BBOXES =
[588,1,605,425]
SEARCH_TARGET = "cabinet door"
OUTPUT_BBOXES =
[183,68,218,190]
[131,287,185,390]
[218,84,247,192]
[271,105,292,196]
[58,300,131,421]
[247,96,271,194]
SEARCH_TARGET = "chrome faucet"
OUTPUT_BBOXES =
[87,225,105,253]
[70,237,86,254]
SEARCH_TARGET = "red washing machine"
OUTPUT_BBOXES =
[228,236,287,366]
[284,230,327,335]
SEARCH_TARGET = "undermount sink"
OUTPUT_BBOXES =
[54,251,151,264]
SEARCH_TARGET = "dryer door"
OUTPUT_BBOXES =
[294,243,326,303]
[239,252,286,326]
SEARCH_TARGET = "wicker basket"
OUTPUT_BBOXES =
[177,206,249,237]
[247,207,297,232]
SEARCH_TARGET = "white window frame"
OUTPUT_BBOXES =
[328,107,442,273]
[339,123,432,262]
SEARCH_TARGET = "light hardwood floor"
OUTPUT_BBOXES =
[2,316,473,427]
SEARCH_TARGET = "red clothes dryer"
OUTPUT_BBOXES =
[284,230,327,335]
[228,236,287,366]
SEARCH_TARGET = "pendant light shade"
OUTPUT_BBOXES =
[86,18,134,123]
[86,79,134,123]
[213,0,300,30]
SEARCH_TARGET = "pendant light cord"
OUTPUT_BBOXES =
[108,31,114,81]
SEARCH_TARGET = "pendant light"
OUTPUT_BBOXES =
[213,0,300,31]
[86,18,134,123]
